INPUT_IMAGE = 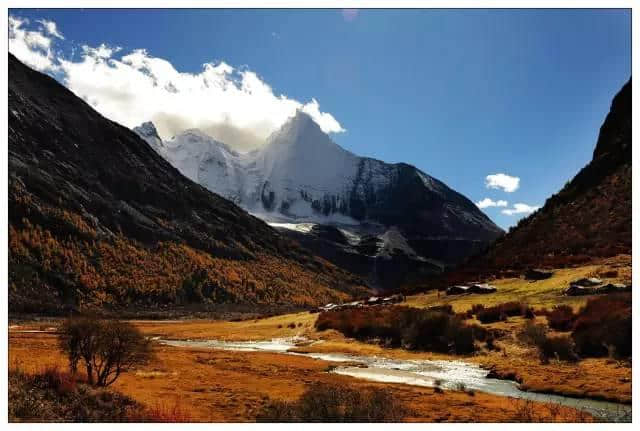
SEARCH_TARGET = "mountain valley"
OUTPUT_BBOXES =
[135,109,504,289]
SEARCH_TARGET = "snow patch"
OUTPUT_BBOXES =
[268,222,316,234]
[379,226,418,258]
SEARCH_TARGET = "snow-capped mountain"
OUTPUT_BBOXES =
[135,111,503,286]
[134,122,248,202]
[135,113,361,216]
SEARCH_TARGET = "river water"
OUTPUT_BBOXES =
[158,337,631,422]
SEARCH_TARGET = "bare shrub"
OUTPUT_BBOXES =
[485,336,497,351]
[39,366,78,395]
[256,383,407,422]
[546,305,575,331]
[427,304,454,314]
[316,306,483,354]
[475,302,533,324]
[513,399,537,422]
[518,321,548,346]
[476,307,506,324]
[518,322,577,362]
[510,398,593,422]
[470,304,485,315]
[571,293,631,358]
[8,366,142,422]
[538,335,578,363]
[523,307,536,319]
[59,316,152,386]
[133,403,193,422]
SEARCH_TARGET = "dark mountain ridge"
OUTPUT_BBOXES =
[8,54,368,313]
[447,79,631,282]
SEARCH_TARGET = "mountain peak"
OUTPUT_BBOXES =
[275,109,323,140]
[265,109,335,154]
[290,109,315,125]
[177,128,217,143]
[593,78,631,160]
[173,128,238,156]
[133,121,163,151]
[134,121,160,140]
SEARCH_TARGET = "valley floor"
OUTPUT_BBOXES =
[9,330,595,422]
[8,255,631,422]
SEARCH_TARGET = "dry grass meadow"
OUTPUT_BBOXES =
[9,255,631,422]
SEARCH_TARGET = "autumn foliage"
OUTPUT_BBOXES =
[8,53,368,314]
[316,306,492,354]
[8,198,368,312]
[571,293,631,358]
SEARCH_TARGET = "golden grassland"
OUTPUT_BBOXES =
[8,256,631,421]
[406,255,631,312]
[9,332,592,422]
[128,311,319,341]
[9,313,631,410]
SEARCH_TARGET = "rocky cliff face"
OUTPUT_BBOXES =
[593,80,631,160]
[8,54,368,313]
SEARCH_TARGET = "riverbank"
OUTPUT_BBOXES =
[9,306,632,406]
[9,330,595,422]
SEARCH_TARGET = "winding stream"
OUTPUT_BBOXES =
[158,337,631,422]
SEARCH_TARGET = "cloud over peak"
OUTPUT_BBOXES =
[485,173,520,193]
[8,15,345,151]
[8,16,58,72]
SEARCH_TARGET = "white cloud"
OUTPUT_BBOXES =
[82,43,121,59]
[300,99,344,135]
[476,198,508,209]
[485,173,520,193]
[9,16,57,72]
[37,19,64,39]
[8,15,346,151]
[501,203,539,216]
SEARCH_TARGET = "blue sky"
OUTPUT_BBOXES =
[9,9,631,229]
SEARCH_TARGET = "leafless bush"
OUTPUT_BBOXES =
[510,398,593,422]
[257,383,407,422]
[546,305,575,331]
[572,293,631,358]
[517,321,577,362]
[518,321,548,346]
[59,316,152,386]
[316,306,482,354]
[475,302,534,324]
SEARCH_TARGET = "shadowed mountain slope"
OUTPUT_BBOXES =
[449,79,631,282]
[8,54,368,313]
